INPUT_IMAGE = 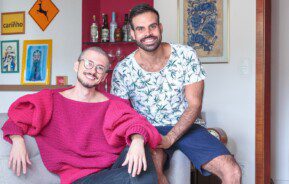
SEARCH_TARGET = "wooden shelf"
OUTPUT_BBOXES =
[0,85,72,91]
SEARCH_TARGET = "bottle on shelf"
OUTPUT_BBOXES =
[110,12,117,42]
[114,28,122,42]
[127,11,133,42]
[122,14,129,42]
[101,13,109,42]
[90,15,98,42]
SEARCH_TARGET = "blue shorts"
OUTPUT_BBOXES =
[156,124,231,176]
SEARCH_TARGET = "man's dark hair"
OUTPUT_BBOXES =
[129,3,160,30]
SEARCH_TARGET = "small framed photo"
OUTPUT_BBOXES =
[56,76,68,85]
[21,39,52,85]
[1,40,19,73]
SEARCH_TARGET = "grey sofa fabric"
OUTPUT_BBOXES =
[0,113,191,184]
[0,113,60,184]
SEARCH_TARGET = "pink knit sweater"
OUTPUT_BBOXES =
[2,89,161,184]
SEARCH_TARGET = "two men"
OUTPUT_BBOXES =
[2,47,161,184]
[111,4,242,184]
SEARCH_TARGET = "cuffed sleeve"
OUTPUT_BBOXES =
[103,100,161,149]
[125,125,149,145]
[1,118,24,144]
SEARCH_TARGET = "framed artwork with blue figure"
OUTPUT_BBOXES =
[1,40,19,73]
[179,0,229,63]
[21,40,52,85]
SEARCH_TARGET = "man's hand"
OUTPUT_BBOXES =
[9,135,32,176]
[122,134,147,177]
[157,135,175,149]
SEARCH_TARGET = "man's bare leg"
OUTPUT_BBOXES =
[151,148,169,184]
[202,155,242,184]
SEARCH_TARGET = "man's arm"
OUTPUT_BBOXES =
[158,80,204,149]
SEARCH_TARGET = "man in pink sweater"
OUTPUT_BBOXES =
[1,47,161,184]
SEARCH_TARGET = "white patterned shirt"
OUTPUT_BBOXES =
[111,44,206,126]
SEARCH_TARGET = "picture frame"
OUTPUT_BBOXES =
[56,76,68,85]
[21,40,52,85]
[1,11,25,35]
[1,40,20,73]
[178,0,230,63]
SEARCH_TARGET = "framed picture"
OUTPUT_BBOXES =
[21,40,52,85]
[56,76,68,85]
[178,0,229,63]
[1,11,25,35]
[1,40,19,73]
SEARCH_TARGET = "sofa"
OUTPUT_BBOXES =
[0,113,191,184]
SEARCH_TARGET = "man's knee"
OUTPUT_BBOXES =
[203,155,241,183]
[221,156,242,183]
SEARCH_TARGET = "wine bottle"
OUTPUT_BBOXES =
[122,14,129,42]
[101,14,109,42]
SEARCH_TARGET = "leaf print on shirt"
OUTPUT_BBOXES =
[144,89,153,97]
[153,95,161,104]
[111,44,206,126]
[170,70,177,79]
[156,104,167,112]
[167,59,177,68]
[128,82,137,91]
[140,79,151,87]
[137,70,144,79]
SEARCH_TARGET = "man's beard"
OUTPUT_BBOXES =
[136,35,162,52]
[77,72,99,88]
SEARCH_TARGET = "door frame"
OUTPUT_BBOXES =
[256,0,271,183]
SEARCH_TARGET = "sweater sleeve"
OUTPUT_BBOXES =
[103,100,161,149]
[1,89,53,143]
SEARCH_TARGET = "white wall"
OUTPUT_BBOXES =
[0,0,82,112]
[155,0,256,183]
[271,0,289,183]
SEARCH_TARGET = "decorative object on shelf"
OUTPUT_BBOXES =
[29,0,59,31]
[21,39,52,85]
[207,127,228,144]
[1,11,25,35]
[1,40,19,73]
[101,13,109,42]
[178,0,229,63]
[56,76,68,85]
[90,15,99,42]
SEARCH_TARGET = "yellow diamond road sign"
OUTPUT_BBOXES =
[29,0,59,31]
